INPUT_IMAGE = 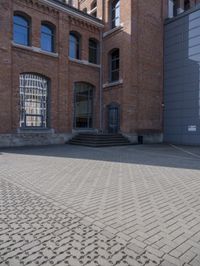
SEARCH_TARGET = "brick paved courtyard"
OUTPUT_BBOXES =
[0,144,200,266]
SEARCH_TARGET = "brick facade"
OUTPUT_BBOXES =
[0,0,102,146]
[0,0,197,147]
[80,0,168,140]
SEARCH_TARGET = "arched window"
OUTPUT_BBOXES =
[69,32,81,59]
[74,83,94,128]
[89,39,99,64]
[111,0,120,28]
[41,23,55,52]
[20,73,48,128]
[110,49,120,82]
[13,14,30,46]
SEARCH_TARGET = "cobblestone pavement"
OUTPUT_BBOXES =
[0,144,200,266]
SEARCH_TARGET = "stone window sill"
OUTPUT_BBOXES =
[12,42,59,58]
[103,79,123,89]
[69,57,101,68]
[103,24,124,38]
[17,128,55,134]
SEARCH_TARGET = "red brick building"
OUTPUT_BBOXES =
[0,0,197,147]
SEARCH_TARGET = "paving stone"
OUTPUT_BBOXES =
[0,144,200,266]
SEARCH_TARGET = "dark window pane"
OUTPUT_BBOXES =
[13,15,29,46]
[41,34,52,52]
[74,83,93,128]
[111,0,120,28]
[14,16,28,27]
[41,25,52,35]
[69,33,80,59]
[89,39,98,64]
[70,40,76,58]
[41,24,54,52]
[110,49,120,82]
[111,70,119,82]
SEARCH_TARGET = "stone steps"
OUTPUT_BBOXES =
[68,133,132,147]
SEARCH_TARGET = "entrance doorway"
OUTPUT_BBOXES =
[74,82,94,129]
[108,104,120,133]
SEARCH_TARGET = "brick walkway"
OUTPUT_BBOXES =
[0,144,200,266]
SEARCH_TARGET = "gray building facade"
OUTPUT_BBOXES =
[164,5,200,145]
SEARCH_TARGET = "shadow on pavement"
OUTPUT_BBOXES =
[0,144,200,170]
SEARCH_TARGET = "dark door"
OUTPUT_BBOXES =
[108,106,119,133]
[74,83,93,129]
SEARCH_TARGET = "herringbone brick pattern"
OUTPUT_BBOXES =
[0,179,163,266]
[0,144,200,265]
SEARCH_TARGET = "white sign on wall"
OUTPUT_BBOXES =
[188,125,197,132]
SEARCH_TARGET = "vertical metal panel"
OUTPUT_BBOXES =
[164,8,200,144]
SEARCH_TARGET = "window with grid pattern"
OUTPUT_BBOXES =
[20,74,48,128]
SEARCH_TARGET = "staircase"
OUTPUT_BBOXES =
[68,133,132,147]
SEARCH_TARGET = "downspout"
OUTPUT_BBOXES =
[99,28,103,132]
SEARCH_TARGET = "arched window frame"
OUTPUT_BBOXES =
[41,22,55,53]
[111,0,120,29]
[89,38,99,64]
[109,48,120,82]
[19,73,49,128]
[13,12,31,46]
[69,31,81,60]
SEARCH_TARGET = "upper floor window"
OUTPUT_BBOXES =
[13,14,30,46]
[111,0,120,28]
[110,49,120,82]
[89,39,99,64]
[69,32,81,59]
[91,0,97,10]
[41,23,55,53]
[168,0,193,18]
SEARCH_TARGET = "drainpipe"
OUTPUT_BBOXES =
[99,28,103,133]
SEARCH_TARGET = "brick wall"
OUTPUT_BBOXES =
[79,0,167,136]
[0,0,12,134]
[79,0,104,19]
[0,0,102,145]
[0,0,177,146]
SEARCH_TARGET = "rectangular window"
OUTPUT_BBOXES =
[110,49,120,82]
[89,39,98,64]
[111,0,120,28]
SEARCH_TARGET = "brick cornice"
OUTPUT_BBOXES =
[14,0,59,17]
[68,15,100,32]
